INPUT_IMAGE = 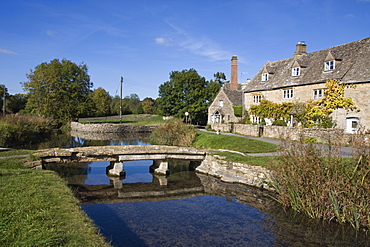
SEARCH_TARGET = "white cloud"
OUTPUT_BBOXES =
[46,29,57,36]
[155,37,173,45]
[0,48,17,55]
[179,37,230,61]
[163,21,230,61]
[155,37,166,44]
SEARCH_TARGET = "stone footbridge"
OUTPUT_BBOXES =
[34,145,207,176]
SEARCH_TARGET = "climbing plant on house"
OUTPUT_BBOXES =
[304,79,359,128]
[249,100,294,121]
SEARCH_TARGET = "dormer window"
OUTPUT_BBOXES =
[261,73,268,82]
[292,67,300,76]
[324,60,335,71]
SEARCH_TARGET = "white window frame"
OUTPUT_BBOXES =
[253,95,262,103]
[324,60,335,71]
[291,67,300,76]
[313,89,324,100]
[219,100,223,107]
[261,73,268,82]
[283,88,294,99]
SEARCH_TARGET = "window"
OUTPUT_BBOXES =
[313,89,324,100]
[261,73,268,82]
[253,95,262,103]
[283,89,294,99]
[292,67,300,76]
[219,100,223,107]
[324,60,335,71]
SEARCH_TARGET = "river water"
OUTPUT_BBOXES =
[43,132,369,247]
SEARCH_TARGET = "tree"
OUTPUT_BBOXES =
[6,94,27,114]
[157,69,210,124]
[123,94,142,114]
[206,72,228,104]
[90,87,112,116]
[304,79,358,128]
[22,59,93,123]
[141,97,156,114]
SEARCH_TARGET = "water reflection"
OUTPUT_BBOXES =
[46,160,370,246]
[26,131,151,149]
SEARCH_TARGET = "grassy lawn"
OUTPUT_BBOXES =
[192,131,281,167]
[0,157,110,247]
[0,149,35,157]
[79,114,165,125]
[193,131,279,153]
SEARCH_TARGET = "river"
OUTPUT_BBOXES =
[43,132,369,247]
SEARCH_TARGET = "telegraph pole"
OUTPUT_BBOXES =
[120,76,123,123]
[2,85,5,117]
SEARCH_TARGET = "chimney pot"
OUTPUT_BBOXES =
[294,41,307,57]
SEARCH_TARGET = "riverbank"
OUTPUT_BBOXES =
[0,155,110,247]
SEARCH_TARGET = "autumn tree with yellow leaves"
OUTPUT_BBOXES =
[304,79,359,128]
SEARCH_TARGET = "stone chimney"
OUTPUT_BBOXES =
[230,55,238,90]
[294,41,307,57]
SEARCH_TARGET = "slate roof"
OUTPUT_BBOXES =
[244,37,370,93]
[223,88,243,106]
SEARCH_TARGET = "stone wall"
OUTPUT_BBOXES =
[71,122,156,133]
[211,122,354,143]
[196,154,274,191]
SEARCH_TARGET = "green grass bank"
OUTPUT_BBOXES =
[0,154,110,247]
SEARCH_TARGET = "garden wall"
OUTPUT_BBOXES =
[211,123,352,143]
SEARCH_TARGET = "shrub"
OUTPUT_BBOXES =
[271,132,370,230]
[149,118,197,146]
[233,106,242,117]
[272,119,287,126]
[0,114,56,148]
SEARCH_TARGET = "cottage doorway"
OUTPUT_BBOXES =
[345,117,359,134]
[212,110,222,123]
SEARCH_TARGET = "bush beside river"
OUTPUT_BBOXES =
[0,114,57,148]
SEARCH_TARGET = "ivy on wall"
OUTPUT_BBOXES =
[247,79,359,128]
[233,106,243,117]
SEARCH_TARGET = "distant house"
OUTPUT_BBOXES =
[208,56,244,124]
[209,37,370,133]
[207,87,243,124]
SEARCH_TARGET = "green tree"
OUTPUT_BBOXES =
[123,94,141,114]
[141,97,156,114]
[6,94,27,114]
[90,87,112,116]
[206,72,228,104]
[22,59,93,123]
[157,69,214,124]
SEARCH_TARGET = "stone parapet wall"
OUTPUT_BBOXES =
[211,122,355,143]
[71,121,156,133]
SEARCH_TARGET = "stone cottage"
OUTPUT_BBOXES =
[207,56,244,124]
[209,37,370,133]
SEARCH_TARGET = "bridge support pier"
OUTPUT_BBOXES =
[107,162,126,177]
[154,174,168,186]
[154,159,169,175]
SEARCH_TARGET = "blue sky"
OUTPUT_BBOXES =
[1,0,369,100]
